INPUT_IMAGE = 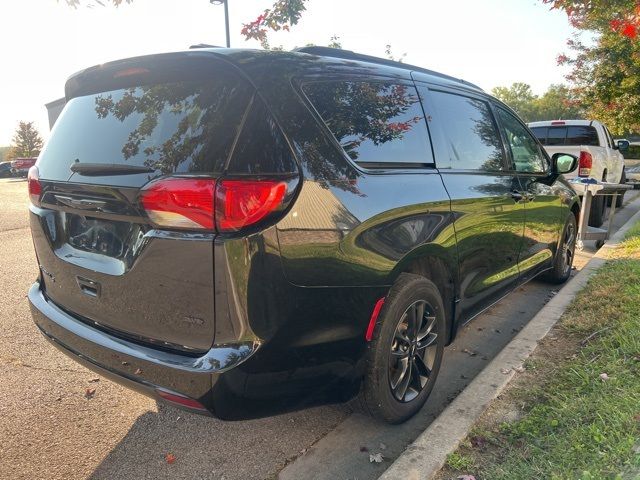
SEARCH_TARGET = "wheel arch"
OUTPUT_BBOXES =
[388,245,458,345]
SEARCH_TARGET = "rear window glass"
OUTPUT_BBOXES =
[566,126,599,146]
[530,127,548,145]
[40,74,250,178]
[547,127,567,145]
[530,125,599,147]
[302,81,433,167]
[226,98,297,174]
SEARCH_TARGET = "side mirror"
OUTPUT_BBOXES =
[616,140,630,152]
[551,153,578,175]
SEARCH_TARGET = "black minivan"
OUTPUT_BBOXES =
[28,47,580,423]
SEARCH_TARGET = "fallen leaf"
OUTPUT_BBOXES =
[514,365,525,373]
[134,368,143,375]
[500,368,511,375]
[88,378,100,383]
[457,475,477,480]
[165,453,176,464]
[599,373,610,382]
[379,442,387,450]
[462,348,477,357]
[84,388,96,399]
[369,453,384,463]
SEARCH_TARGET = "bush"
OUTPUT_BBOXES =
[622,144,640,159]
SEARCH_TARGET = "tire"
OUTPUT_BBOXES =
[588,193,605,228]
[359,274,446,424]
[615,169,627,208]
[542,213,577,284]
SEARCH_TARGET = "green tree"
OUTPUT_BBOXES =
[542,0,640,134]
[10,121,43,158]
[0,146,12,163]
[491,83,539,122]
[491,83,584,123]
[534,84,584,120]
[241,0,308,49]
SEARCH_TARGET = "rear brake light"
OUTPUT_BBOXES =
[215,179,287,232]
[27,166,41,206]
[140,177,215,230]
[140,177,292,232]
[578,151,592,177]
[113,67,150,78]
[551,121,566,125]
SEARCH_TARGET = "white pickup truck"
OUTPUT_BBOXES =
[527,119,629,226]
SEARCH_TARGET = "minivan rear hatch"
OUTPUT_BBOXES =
[31,52,253,352]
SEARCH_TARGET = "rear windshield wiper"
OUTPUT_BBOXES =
[70,162,156,176]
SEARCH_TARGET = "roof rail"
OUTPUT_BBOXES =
[189,43,223,49]
[292,46,482,91]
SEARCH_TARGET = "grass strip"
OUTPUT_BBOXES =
[438,224,640,480]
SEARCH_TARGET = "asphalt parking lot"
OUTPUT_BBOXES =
[1,177,638,480]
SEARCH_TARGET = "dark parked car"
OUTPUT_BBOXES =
[27,47,580,423]
[0,161,14,178]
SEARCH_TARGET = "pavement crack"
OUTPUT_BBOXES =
[1,356,86,375]
[0,226,30,234]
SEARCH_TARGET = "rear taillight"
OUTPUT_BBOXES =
[215,179,287,232]
[27,166,41,206]
[140,177,291,232]
[140,177,216,230]
[578,151,592,177]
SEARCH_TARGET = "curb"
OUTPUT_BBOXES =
[379,205,640,480]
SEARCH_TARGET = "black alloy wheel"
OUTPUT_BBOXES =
[360,274,446,424]
[389,300,439,402]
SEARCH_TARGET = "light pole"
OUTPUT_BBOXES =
[210,0,230,48]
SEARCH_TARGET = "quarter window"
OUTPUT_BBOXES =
[429,91,504,171]
[303,81,433,167]
[496,108,547,173]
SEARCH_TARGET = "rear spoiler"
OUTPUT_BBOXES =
[64,50,235,100]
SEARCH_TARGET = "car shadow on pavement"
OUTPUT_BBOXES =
[86,279,560,480]
[87,398,350,480]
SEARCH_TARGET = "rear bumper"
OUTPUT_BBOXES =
[28,282,260,415]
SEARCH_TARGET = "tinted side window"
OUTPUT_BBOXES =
[303,81,433,166]
[566,126,599,146]
[429,91,504,171]
[227,97,297,174]
[496,108,546,173]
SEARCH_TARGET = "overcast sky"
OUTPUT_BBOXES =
[0,0,576,145]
